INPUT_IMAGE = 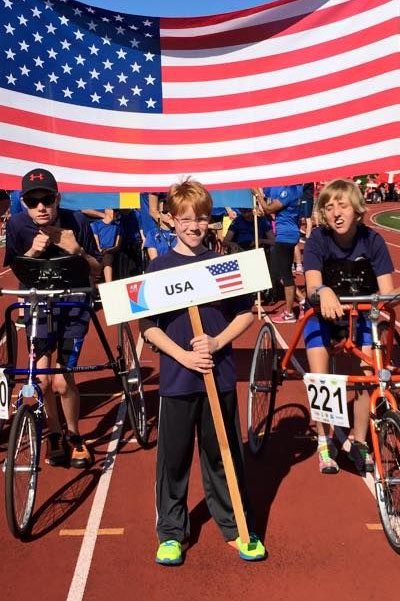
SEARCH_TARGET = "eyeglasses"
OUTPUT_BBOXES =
[23,194,57,209]
[173,216,209,227]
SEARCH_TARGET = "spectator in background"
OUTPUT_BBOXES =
[90,208,121,283]
[117,208,143,277]
[143,210,177,259]
[292,183,315,275]
[81,209,107,221]
[9,190,23,216]
[0,190,10,224]
[256,185,306,322]
[222,208,274,254]
[139,192,167,240]
[300,182,315,240]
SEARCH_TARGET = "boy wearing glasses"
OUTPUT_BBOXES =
[4,168,100,469]
[140,178,265,566]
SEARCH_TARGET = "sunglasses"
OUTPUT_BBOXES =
[23,194,57,208]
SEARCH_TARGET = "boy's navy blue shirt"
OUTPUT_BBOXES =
[4,208,98,266]
[143,248,253,397]
[4,208,98,338]
[303,224,393,276]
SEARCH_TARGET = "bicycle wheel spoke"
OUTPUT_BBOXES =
[377,410,400,552]
[247,324,277,455]
[5,405,38,537]
[118,323,148,447]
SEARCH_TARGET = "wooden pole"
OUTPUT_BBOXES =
[252,190,262,321]
[188,305,250,544]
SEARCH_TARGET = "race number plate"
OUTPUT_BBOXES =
[303,373,349,428]
[0,368,9,420]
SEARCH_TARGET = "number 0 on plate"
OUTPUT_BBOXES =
[0,369,9,421]
[303,373,349,428]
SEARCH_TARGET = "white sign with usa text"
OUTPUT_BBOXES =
[99,249,271,325]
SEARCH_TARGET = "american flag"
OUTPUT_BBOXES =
[207,259,243,293]
[1,0,399,192]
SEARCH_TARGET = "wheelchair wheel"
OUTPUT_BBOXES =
[118,322,148,447]
[375,409,400,553]
[0,320,18,433]
[247,323,278,455]
[5,404,38,538]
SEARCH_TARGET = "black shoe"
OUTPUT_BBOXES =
[66,433,93,469]
[45,432,68,466]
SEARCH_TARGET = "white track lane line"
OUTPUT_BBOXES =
[264,314,377,499]
[66,331,143,601]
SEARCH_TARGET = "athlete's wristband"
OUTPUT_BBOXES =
[315,285,328,295]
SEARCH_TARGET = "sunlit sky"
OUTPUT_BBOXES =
[80,0,271,17]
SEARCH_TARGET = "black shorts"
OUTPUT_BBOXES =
[270,242,296,287]
[26,334,85,367]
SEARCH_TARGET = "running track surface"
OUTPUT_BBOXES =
[1,204,400,601]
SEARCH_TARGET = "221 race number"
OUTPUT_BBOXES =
[303,373,349,428]
[0,369,9,421]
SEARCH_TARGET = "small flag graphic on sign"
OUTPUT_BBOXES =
[126,280,148,313]
[206,260,243,293]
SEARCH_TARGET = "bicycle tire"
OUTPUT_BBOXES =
[375,409,400,553]
[5,404,38,538]
[0,320,18,433]
[118,322,148,447]
[247,323,278,455]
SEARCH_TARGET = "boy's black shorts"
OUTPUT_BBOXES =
[26,334,85,367]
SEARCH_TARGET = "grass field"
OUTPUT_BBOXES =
[374,210,400,231]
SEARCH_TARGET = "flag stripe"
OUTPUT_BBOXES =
[0,0,399,190]
[162,16,398,82]
[1,149,399,192]
[1,86,398,149]
[216,274,243,283]
[2,69,398,144]
[163,53,399,112]
[3,119,399,173]
[160,0,386,51]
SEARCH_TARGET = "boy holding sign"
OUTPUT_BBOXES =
[303,179,394,474]
[140,179,265,565]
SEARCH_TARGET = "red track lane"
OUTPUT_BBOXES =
[1,206,400,601]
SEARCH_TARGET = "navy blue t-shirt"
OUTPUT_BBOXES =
[4,209,98,338]
[142,248,253,397]
[4,208,98,266]
[303,225,393,282]
[227,215,272,249]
